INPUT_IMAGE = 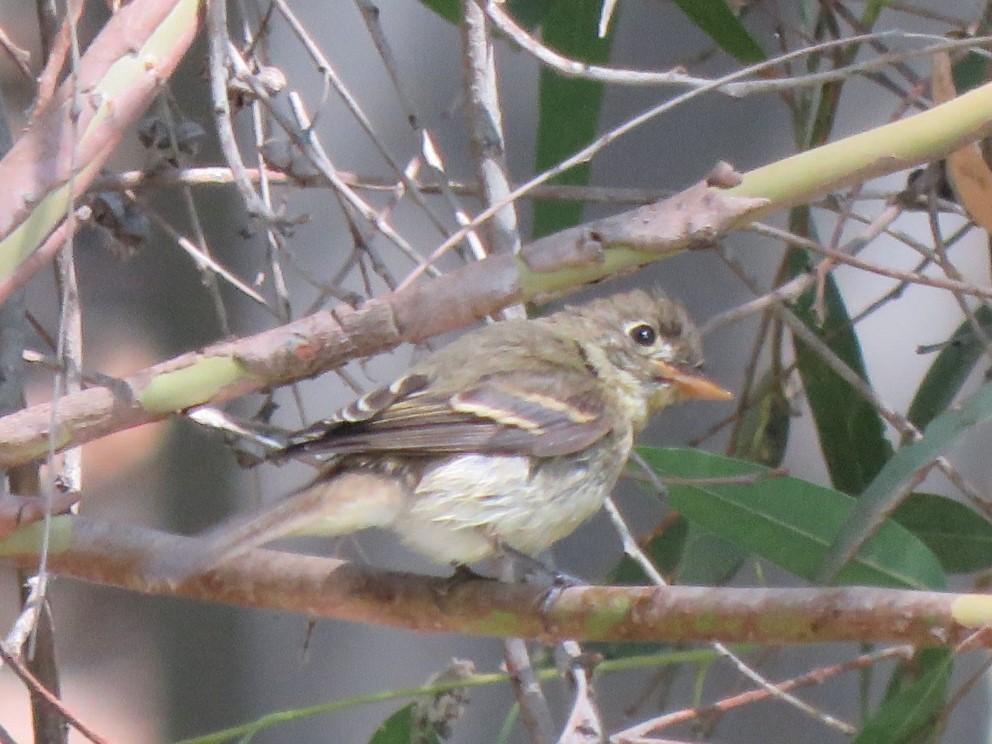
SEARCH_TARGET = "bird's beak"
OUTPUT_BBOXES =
[653,361,733,401]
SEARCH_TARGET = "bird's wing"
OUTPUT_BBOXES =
[284,367,615,459]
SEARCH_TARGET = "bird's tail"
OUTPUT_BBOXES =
[146,471,408,586]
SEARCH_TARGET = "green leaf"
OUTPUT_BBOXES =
[861,0,891,27]
[786,240,893,494]
[610,506,744,589]
[506,0,554,29]
[368,704,439,744]
[638,447,945,590]
[730,370,792,467]
[892,493,992,573]
[953,51,989,93]
[417,1,551,30]
[671,0,765,63]
[611,515,688,584]
[495,703,519,744]
[854,650,951,744]
[821,383,992,580]
[822,379,992,581]
[907,306,992,430]
[418,0,460,24]
[677,525,746,586]
[532,0,612,239]
[610,512,745,588]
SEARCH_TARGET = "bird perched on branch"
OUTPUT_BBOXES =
[151,289,731,582]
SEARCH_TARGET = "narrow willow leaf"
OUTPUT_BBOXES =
[787,246,893,494]
[368,704,434,744]
[822,379,992,582]
[671,0,765,63]
[677,525,746,586]
[420,1,552,28]
[892,493,992,573]
[639,447,945,590]
[506,0,554,29]
[418,0,460,24]
[953,51,989,92]
[853,650,951,744]
[532,0,612,239]
[907,306,992,430]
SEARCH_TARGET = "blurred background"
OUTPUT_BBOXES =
[0,1,990,742]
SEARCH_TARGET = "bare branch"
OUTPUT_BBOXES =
[1,517,990,647]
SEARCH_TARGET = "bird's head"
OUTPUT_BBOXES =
[559,289,732,412]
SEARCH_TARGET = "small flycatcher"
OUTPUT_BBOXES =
[153,289,731,581]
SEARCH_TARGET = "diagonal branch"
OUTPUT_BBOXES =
[4,73,992,468]
[0,176,763,468]
[0,0,201,283]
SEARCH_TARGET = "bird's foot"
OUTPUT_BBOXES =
[537,571,587,620]
[498,544,586,589]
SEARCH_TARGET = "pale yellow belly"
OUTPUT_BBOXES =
[395,431,631,564]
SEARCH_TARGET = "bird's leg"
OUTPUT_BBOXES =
[497,544,586,589]
[487,544,588,623]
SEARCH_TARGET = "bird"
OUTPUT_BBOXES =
[150,289,731,583]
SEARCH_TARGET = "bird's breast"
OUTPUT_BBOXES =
[393,429,634,563]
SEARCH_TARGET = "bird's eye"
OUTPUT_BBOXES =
[628,323,657,346]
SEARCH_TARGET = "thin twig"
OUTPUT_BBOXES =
[397,28,915,289]
[206,0,282,226]
[481,0,711,88]
[0,643,109,744]
[751,222,992,300]
[270,0,457,240]
[499,554,556,744]
[90,165,674,205]
[134,195,272,310]
[225,44,442,278]
[614,646,911,742]
[503,638,556,744]
[155,93,233,336]
[601,497,854,734]
[485,1,990,100]
[460,0,523,318]
[556,640,603,744]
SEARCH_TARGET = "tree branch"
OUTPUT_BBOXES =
[0,0,201,282]
[1,516,990,647]
[0,177,763,468]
